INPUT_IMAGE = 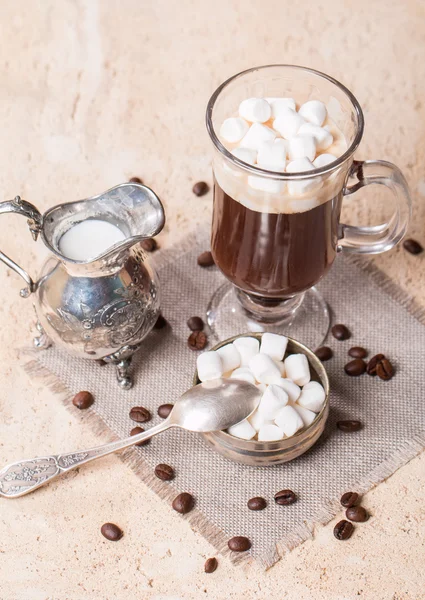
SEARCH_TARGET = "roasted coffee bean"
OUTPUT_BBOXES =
[204,557,218,573]
[376,358,394,381]
[366,354,386,376]
[129,176,143,184]
[197,251,215,267]
[344,359,366,376]
[154,463,175,481]
[72,391,94,410]
[158,403,174,418]
[332,324,351,340]
[316,346,333,361]
[188,330,208,351]
[192,181,209,197]
[403,238,423,255]
[333,519,354,540]
[187,316,204,331]
[140,238,158,252]
[172,492,195,514]
[96,359,107,366]
[154,314,167,329]
[227,536,251,552]
[101,523,123,541]
[130,426,150,446]
[340,491,360,508]
[348,346,368,359]
[274,489,297,505]
[129,406,151,423]
[346,506,369,522]
[247,497,267,511]
[337,420,362,432]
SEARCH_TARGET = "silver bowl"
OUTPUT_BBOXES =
[193,333,330,466]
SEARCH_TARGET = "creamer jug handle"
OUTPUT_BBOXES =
[0,195,43,297]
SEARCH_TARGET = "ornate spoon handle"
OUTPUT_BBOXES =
[0,421,171,499]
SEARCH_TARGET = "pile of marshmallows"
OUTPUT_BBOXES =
[219,97,338,195]
[197,333,326,442]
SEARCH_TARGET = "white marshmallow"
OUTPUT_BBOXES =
[240,122,276,151]
[297,380,326,412]
[273,108,305,139]
[286,158,322,196]
[257,384,289,419]
[239,98,271,123]
[260,333,288,361]
[293,404,317,428]
[217,343,241,372]
[220,117,249,143]
[274,405,304,437]
[298,123,333,151]
[256,383,267,393]
[313,153,337,168]
[275,361,286,377]
[298,100,327,126]
[233,336,260,367]
[228,419,256,440]
[248,409,270,432]
[257,139,287,172]
[284,353,311,386]
[247,175,284,194]
[231,147,257,165]
[266,97,297,117]
[229,367,256,385]
[288,134,317,162]
[258,423,284,442]
[249,353,282,384]
[197,351,223,382]
[273,378,301,403]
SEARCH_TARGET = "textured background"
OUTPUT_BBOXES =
[0,0,424,598]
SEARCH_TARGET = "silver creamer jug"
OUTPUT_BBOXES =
[0,183,165,389]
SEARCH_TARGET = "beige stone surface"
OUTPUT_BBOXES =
[0,0,424,598]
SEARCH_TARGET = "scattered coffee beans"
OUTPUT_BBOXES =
[192,181,209,197]
[72,391,94,410]
[274,489,297,505]
[130,426,150,446]
[332,324,351,340]
[197,251,215,267]
[129,176,143,184]
[188,330,208,351]
[403,238,423,255]
[316,346,333,361]
[204,557,218,573]
[154,314,167,329]
[348,346,368,359]
[154,463,175,481]
[247,497,267,511]
[158,403,173,419]
[187,316,204,331]
[129,406,151,423]
[376,358,394,381]
[228,536,251,552]
[346,505,369,522]
[337,420,362,432]
[141,238,158,252]
[344,359,367,376]
[172,492,195,514]
[340,492,359,508]
[333,519,354,540]
[366,354,385,376]
[101,522,123,541]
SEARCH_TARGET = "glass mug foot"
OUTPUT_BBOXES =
[207,283,330,349]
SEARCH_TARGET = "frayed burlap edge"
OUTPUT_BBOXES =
[19,229,425,570]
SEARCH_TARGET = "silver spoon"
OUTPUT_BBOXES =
[0,379,260,499]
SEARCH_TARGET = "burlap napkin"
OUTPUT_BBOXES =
[22,229,425,569]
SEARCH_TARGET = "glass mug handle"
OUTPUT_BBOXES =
[339,160,411,254]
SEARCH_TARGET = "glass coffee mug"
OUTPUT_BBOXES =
[205,65,411,348]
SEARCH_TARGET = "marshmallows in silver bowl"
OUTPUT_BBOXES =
[196,333,326,442]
